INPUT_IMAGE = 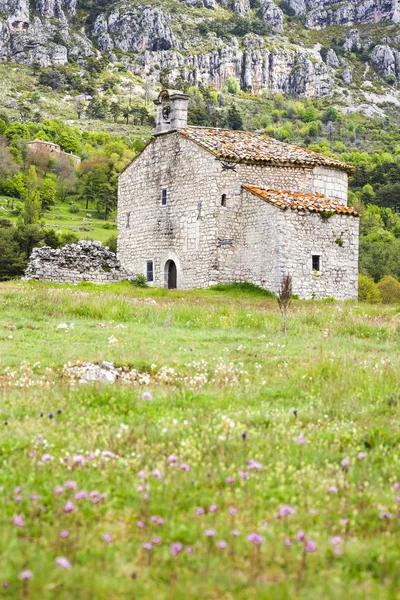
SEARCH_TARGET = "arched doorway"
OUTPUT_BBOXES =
[166,260,177,289]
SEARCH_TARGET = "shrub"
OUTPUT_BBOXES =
[358,274,382,303]
[69,205,80,214]
[131,273,148,287]
[105,235,117,254]
[377,276,400,304]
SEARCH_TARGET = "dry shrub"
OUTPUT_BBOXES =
[377,276,400,304]
[358,274,382,304]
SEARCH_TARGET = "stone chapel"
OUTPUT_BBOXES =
[117,89,359,300]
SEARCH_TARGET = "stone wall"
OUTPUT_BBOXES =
[276,209,359,300]
[118,130,358,299]
[24,241,133,284]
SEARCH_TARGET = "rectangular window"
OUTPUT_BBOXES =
[146,261,154,282]
[161,188,167,206]
[126,212,131,228]
[312,255,321,272]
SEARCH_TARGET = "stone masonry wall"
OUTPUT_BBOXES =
[118,133,223,289]
[313,166,348,203]
[276,208,359,300]
[118,131,357,298]
[24,241,133,284]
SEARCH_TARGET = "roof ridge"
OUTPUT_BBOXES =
[179,128,354,174]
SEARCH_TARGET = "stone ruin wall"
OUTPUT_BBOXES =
[24,240,133,284]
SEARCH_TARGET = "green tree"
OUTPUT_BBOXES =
[0,227,27,280]
[226,105,243,130]
[40,178,57,211]
[14,224,44,259]
[225,77,240,95]
[22,166,41,225]
[110,102,121,123]
[57,133,80,155]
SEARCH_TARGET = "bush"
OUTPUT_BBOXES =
[131,273,148,287]
[105,234,117,254]
[377,276,400,304]
[358,274,382,303]
[68,205,80,214]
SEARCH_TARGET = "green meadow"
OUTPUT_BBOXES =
[0,281,399,599]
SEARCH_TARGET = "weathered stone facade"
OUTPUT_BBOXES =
[24,241,133,284]
[118,90,359,300]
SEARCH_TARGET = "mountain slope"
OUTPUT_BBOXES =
[0,0,400,113]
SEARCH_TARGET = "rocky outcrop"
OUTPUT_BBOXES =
[24,241,134,284]
[341,66,354,84]
[343,29,361,52]
[93,6,178,53]
[0,0,93,65]
[286,0,400,29]
[231,0,250,16]
[141,39,332,97]
[258,0,284,31]
[371,44,400,79]
[326,49,339,68]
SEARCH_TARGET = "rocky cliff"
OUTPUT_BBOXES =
[286,0,400,28]
[1,0,400,100]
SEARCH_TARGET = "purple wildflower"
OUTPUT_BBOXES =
[205,529,216,537]
[305,540,317,553]
[19,571,33,580]
[12,515,25,527]
[170,542,183,556]
[55,557,71,569]
[330,536,343,545]
[247,459,263,470]
[63,501,75,514]
[247,533,263,545]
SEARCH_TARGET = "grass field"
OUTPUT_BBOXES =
[0,281,399,599]
[0,196,117,244]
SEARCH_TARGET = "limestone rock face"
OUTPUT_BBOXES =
[371,44,400,79]
[141,41,332,97]
[231,0,251,15]
[258,0,284,31]
[0,0,91,65]
[93,5,177,53]
[326,49,339,68]
[286,0,400,28]
[343,28,361,52]
[341,66,354,84]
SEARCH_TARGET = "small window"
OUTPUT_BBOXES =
[146,261,154,282]
[161,188,167,206]
[312,255,321,272]
[221,194,227,207]
[126,212,131,228]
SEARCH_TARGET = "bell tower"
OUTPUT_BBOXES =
[154,89,189,135]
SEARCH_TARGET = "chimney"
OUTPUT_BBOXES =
[154,89,189,135]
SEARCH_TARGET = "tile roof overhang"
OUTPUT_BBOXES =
[179,127,355,174]
[243,185,359,216]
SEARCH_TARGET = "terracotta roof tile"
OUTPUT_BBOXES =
[179,127,354,174]
[243,185,359,216]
